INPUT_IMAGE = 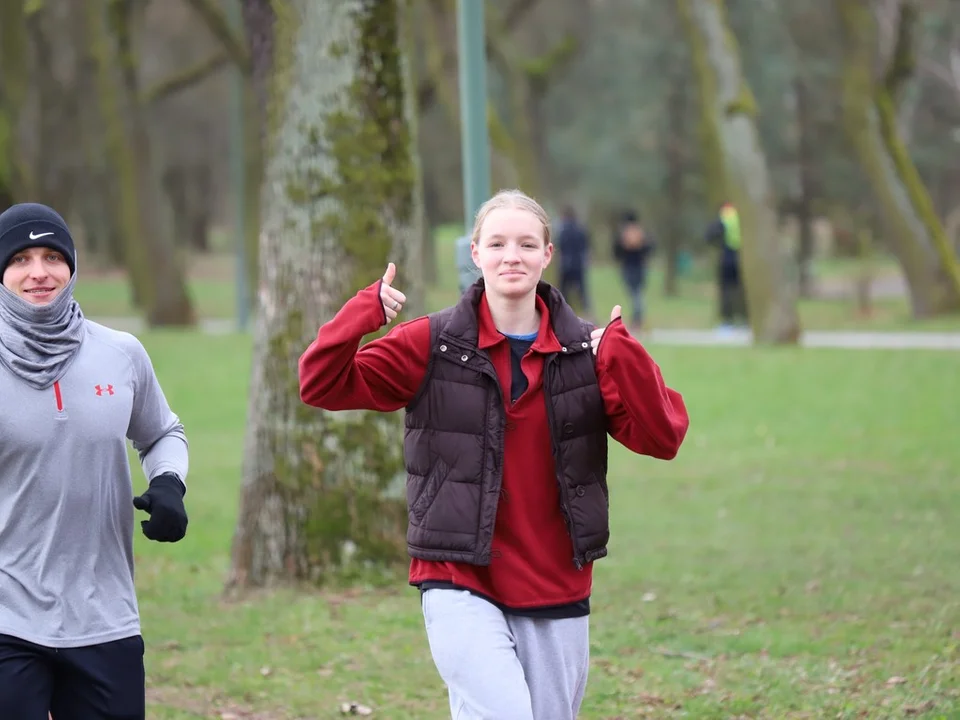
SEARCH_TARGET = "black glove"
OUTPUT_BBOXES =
[133,473,188,542]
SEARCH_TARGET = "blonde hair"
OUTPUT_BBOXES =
[470,189,551,246]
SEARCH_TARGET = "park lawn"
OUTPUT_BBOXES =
[132,331,958,719]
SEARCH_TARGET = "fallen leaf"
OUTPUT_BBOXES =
[884,675,907,687]
[642,592,657,602]
[340,702,373,715]
[259,666,271,677]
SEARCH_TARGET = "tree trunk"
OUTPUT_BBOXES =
[794,76,816,298]
[87,0,196,323]
[399,0,435,286]
[662,75,687,298]
[837,0,960,317]
[164,165,212,253]
[86,0,152,306]
[227,0,423,590]
[678,0,801,344]
[110,0,197,326]
[0,0,30,206]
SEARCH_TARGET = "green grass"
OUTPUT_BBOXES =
[133,331,959,719]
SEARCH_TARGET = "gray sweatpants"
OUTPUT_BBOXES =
[421,588,590,720]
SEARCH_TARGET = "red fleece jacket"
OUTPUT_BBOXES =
[299,282,689,609]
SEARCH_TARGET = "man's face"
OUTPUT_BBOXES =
[2,246,71,305]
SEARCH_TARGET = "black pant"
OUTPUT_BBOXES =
[718,266,746,324]
[0,634,145,720]
[559,266,590,313]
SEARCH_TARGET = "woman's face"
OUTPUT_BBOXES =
[472,207,552,300]
[2,246,71,305]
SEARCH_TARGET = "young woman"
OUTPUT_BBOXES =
[299,189,689,720]
[0,203,189,720]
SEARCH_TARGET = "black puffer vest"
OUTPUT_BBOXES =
[403,281,609,568]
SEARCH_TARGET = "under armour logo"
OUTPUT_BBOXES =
[94,384,115,396]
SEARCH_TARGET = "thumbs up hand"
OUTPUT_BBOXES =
[590,305,622,355]
[380,262,407,324]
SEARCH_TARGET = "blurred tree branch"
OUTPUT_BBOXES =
[181,0,251,72]
[143,51,231,104]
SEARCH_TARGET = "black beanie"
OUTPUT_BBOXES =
[0,203,77,276]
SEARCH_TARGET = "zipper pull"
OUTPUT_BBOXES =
[573,556,583,570]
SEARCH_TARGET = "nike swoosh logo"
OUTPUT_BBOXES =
[29,231,54,240]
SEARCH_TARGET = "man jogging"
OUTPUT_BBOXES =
[0,202,189,720]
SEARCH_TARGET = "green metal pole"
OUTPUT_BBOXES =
[456,0,491,232]
[226,0,249,331]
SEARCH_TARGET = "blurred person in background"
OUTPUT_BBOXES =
[704,201,747,331]
[456,231,481,293]
[612,209,656,332]
[0,202,189,720]
[555,204,592,319]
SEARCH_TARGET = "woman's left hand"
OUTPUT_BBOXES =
[591,305,622,355]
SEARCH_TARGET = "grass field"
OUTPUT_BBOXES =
[74,228,960,333]
[133,332,959,719]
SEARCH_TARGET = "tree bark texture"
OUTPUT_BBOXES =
[228,0,423,589]
[679,0,801,344]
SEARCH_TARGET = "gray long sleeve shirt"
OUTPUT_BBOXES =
[0,321,189,648]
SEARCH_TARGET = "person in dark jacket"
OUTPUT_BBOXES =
[704,202,747,329]
[555,204,591,316]
[612,210,655,331]
[298,189,689,720]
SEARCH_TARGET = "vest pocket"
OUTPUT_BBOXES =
[409,459,450,524]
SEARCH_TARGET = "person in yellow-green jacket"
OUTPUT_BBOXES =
[704,202,746,330]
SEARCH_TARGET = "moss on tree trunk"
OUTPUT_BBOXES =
[228,0,423,590]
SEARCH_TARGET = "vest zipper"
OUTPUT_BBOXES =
[542,355,583,570]
[440,340,505,564]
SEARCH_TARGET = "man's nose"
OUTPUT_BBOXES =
[28,260,48,278]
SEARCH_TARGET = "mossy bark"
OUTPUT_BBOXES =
[679,0,801,344]
[837,0,960,316]
[228,0,423,589]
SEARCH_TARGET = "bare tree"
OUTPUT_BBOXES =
[227,0,424,589]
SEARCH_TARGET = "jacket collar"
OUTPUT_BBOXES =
[441,279,589,355]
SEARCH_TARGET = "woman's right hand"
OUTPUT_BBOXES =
[380,262,407,323]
